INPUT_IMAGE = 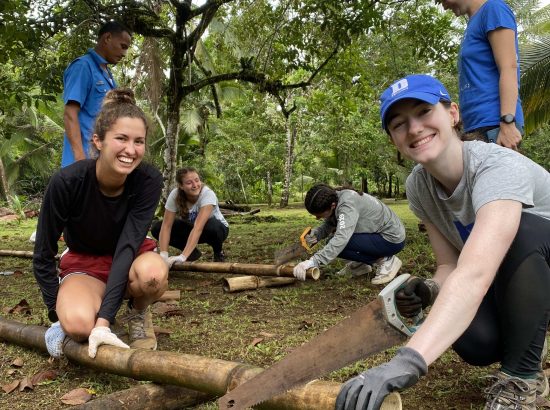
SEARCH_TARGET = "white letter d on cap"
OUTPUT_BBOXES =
[391,79,408,96]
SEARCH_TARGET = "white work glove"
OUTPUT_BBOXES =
[88,326,130,359]
[293,259,316,281]
[167,253,186,268]
[159,251,169,264]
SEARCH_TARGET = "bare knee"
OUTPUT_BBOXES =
[128,252,168,298]
[60,309,96,342]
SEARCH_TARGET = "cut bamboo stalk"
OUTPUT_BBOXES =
[156,290,180,302]
[0,250,320,280]
[171,261,320,280]
[223,276,296,292]
[69,383,212,410]
[0,317,338,409]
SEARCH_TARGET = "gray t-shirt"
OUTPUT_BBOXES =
[311,190,406,266]
[165,185,229,228]
[406,140,550,251]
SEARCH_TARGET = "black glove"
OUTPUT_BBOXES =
[395,277,439,318]
[335,347,427,410]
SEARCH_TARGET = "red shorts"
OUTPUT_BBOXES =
[58,238,157,284]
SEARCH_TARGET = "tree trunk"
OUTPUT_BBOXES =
[266,171,272,207]
[361,176,368,194]
[236,169,248,204]
[388,173,393,198]
[162,89,182,204]
[280,119,296,208]
[0,156,10,202]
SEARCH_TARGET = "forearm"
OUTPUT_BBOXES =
[158,225,172,253]
[63,109,86,160]
[499,66,518,116]
[407,267,488,365]
[183,228,202,257]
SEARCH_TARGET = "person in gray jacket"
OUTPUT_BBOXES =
[292,184,406,284]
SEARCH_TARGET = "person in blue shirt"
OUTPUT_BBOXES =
[440,0,523,150]
[62,21,132,167]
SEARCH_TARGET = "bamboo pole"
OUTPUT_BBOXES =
[171,261,320,280]
[70,383,212,410]
[0,317,339,410]
[0,250,320,280]
[223,276,296,292]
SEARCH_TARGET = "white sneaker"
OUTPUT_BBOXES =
[371,255,402,285]
[336,261,373,277]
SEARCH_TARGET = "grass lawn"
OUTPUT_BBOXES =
[0,202,494,409]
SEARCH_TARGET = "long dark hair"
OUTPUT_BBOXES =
[175,167,200,219]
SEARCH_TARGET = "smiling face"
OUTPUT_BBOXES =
[178,171,202,199]
[386,99,460,165]
[93,116,146,177]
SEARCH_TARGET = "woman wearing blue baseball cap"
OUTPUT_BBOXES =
[336,74,550,410]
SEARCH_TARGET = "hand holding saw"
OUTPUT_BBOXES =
[218,274,422,409]
[274,227,316,265]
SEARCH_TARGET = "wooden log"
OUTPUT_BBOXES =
[223,276,296,292]
[219,203,251,212]
[0,249,45,258]
[156,290,180,302]
[171,261,321,280]
[70,383,212,410]
[0,317,340,410]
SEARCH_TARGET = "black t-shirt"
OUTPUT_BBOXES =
[33,159,162,323]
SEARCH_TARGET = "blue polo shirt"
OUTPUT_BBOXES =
[62,49,117,167]
[458,0,523,132]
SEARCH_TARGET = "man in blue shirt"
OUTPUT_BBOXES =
[62,21,132,167]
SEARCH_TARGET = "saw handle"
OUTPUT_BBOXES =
[299,226,313,251]
[378,274,424,337]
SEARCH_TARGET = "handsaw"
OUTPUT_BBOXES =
[218,274,421,410]
[274,226,313,265]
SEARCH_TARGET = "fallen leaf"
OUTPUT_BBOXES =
[250,337,264,346]
[13,270,23,276]
[18,376,33,391]
[9,299,31,315]
[298,320,313,331]
[2,380,19,394]
[11,358,24,367]
[60,388,93,405]
[259,332,275,338]
[153,326,173,336]
[7,369,17,376]
[31,369,58,385]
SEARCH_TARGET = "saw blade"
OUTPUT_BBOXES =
[218,297,408,409]
[273,242,309,265]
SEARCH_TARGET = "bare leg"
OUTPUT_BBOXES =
[56,275,106,342]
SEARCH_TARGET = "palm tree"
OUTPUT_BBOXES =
[520,4,550,133]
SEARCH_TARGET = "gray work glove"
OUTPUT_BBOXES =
[304,228,319,247]
[335,347,427,410]
[395,277,439,318]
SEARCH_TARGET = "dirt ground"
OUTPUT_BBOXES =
[0,204,542,409]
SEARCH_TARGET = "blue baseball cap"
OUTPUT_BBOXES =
[380,74,452,131]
